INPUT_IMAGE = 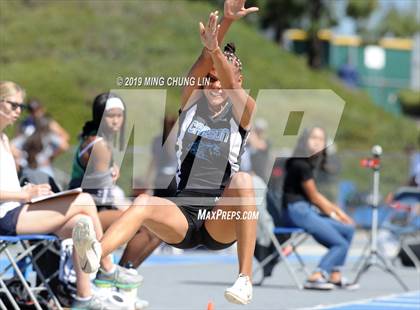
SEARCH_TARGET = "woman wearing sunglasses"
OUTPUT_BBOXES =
[0,81,141,309]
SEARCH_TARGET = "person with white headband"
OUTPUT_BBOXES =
[69,92,161,282]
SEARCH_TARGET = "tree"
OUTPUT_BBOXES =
[307,0,323,69]
[192,0,336,69]
[346,0,378,33]
[256,0,337,69]
[257,0,307,43]
[377,7,420,38]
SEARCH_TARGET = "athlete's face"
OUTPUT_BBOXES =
[0,91,25,128]
[203,69,228,109]
[307,127,326,155]
[203,67,242,112]
[103,108,124,133]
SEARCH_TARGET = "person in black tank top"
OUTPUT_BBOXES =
[80,3,260,305]
[283,127,356,290]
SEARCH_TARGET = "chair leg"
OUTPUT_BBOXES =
[0,298,9,310]
[4,248,43,310]
[253,252,278,285]
[292,247,309,277]
[401,242,420,272]
[290,234,310,277]
[270,233,303,290]
[0,277,20,310]
[22,240,63,310]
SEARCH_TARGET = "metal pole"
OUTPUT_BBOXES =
[371,167,380,255]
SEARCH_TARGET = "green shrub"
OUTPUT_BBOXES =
[399,89,420,116]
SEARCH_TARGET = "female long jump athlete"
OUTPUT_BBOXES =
[73,1,259,305]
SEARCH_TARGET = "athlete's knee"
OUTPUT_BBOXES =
[230,172,253,190]
[132,194,150,208]
[130,195,155,218]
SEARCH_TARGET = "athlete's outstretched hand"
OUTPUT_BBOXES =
[224,0,259,21]
[199,11,220,52]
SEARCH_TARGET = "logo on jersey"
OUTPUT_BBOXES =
[187,120,230,143]
[188,140,221,161]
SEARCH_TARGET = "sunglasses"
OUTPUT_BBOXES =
[2,100,26,111]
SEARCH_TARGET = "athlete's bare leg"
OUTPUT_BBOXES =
[204,172,257,278]
[100,194,188,258]
[98,209,162,267]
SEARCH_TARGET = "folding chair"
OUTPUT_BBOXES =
[253,226,309,289]
[384,187,420,271]
[0,234,63,310]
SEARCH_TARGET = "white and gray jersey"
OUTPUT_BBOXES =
[176,99,249,196]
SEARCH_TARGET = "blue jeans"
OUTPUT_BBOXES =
[285,201,355,275]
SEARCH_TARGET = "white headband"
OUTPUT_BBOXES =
[105,97,125,111]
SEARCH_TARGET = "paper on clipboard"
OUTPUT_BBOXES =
[30,188,83,204]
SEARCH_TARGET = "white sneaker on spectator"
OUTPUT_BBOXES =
[72,294,125,310]
[72,216,101,273]
[224,274,252,305]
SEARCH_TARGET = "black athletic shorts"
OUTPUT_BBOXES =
[0,205,24,236]
[167,190,236,250]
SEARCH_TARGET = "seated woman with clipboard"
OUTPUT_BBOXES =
[0,81,141,309]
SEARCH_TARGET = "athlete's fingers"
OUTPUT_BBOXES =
[207,12,213,29]
[210,17,216,34]
[215,24,220,39]
[199,22,205,36]
[212,13,219,34]
[243,7,259,15]
[209,12,216,32]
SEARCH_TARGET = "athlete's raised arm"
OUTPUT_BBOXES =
[180,0,258,110]
[199,11,256,130]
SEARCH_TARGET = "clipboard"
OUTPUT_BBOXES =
[30,188,83,204]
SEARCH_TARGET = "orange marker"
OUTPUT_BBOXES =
[207,301,214,310]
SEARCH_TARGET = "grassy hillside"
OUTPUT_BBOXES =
[1,0,416,147]
[0,1,417,194]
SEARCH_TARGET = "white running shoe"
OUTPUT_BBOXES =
[72,216,102,273]
[224,274,252,305]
